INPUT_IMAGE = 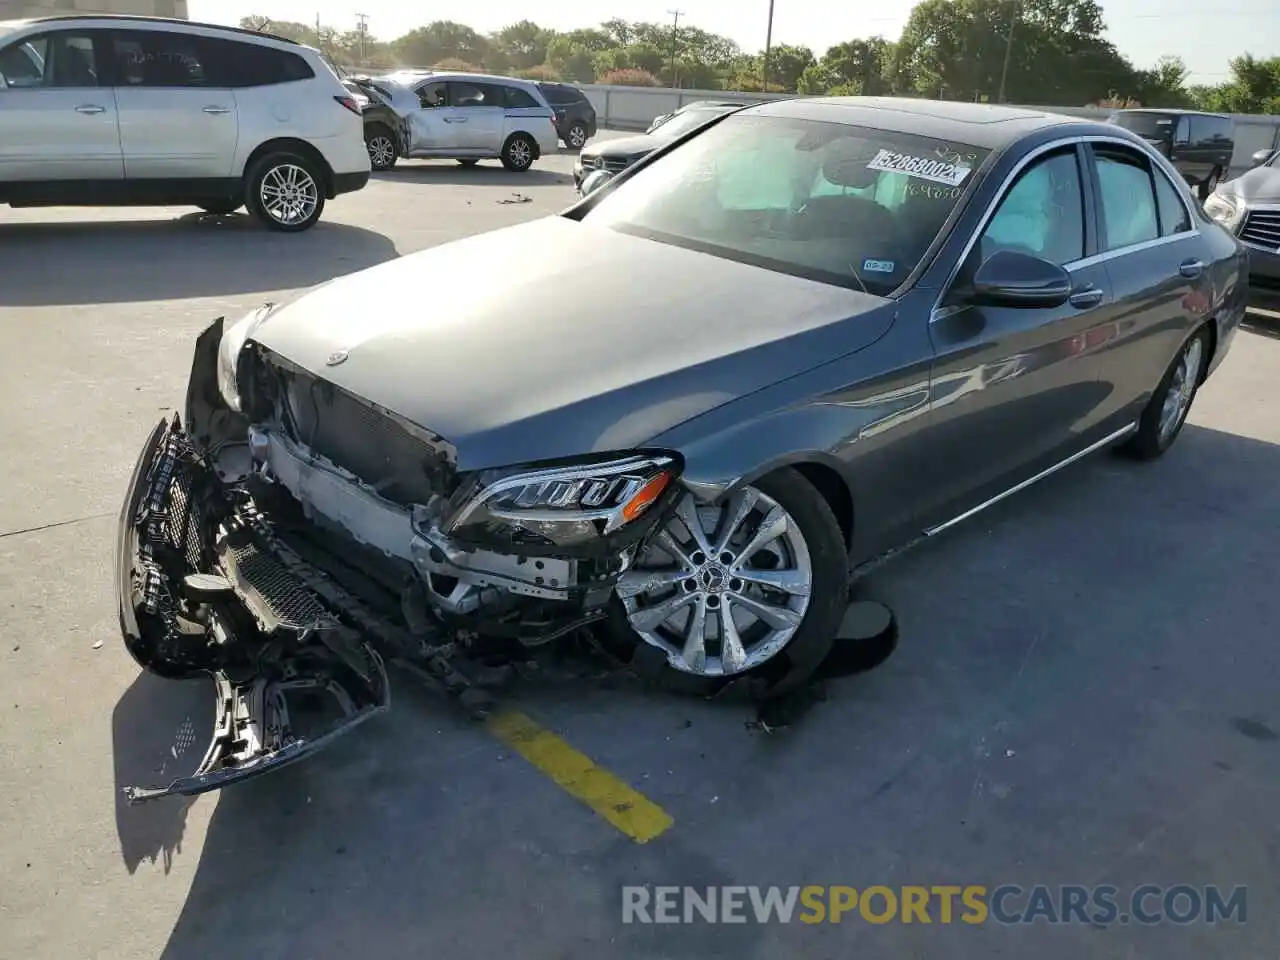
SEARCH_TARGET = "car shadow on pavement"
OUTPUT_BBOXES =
[131,422,1280,960]
[111,671,208,875]
[0,214,399,306]
[374,163,572,187]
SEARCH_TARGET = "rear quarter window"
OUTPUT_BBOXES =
[204,38,314,87]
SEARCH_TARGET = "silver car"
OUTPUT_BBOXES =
[367,70,560,171]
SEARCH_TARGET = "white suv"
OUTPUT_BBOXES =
[359,71,560,172]
[0,15,371,232]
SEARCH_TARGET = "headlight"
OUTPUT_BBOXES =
[440,455,679,548]
[216,303,276,412]
[1203,192,1246,232]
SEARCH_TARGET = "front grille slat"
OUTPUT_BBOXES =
[269,360,448,507]
[1241,211,1280,249]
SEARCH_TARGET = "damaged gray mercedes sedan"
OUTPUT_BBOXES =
[117,96,1248,800]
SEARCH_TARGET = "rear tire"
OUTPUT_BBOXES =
[602,468,849,701]
[244,151,326,233]
[565,123,588,150]
[364,125,398,171]
[1199,167,1221,201]
[197,199,242,215]
[500,134,536,172]
[1120,326,1210,460]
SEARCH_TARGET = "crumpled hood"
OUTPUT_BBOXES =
[250,216,893,471]
[584,134,662,161]
[1225,164,1280,201]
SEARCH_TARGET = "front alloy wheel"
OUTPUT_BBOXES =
[610,468,848,695]
[366,130,397,170]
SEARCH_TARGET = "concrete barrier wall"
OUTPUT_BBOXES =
[580,83,1280,178]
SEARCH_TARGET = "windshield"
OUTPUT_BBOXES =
[1110,112,1175,141]
[652,108,731,141]
[584,114,988,294]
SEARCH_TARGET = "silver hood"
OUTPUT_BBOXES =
[249,216,893,471]
[1225,164,1280,202]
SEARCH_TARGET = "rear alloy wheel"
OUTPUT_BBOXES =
[1199,168,1221,201]
[501,134,535,172]
[607,468,848,699]
[565,123,588,150]
[245,152,325,233]
[365,126,398,171]
[1121,327,1209,460]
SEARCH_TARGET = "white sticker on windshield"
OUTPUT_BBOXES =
[866,148,972,186]
[863,259,896,273]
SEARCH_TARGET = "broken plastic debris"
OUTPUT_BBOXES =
[92,639,103,649]
[1005,749,1016,758]
[497,193,532,205]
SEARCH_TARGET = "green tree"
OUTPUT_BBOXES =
[393,21,490,68]
[1198,54,1280,113]
[820,38,895,95]
[546,37,599,82]
[763,43,815,91]
[493,20,553,70]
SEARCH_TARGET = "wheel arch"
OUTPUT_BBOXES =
[243,138,336,198]
[703,451,856,552]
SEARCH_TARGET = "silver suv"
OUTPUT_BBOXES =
[360,70,560,172]
[0,14,371,231]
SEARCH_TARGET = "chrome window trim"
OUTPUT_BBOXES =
[930,133,1201,323]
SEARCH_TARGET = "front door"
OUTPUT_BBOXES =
[924,144,1118,517]
[406,79,454,154]
[109,29,239,180]
[0,29,123,183]
[442,81,506,153]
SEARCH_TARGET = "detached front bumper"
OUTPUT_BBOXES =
[115,324,391,802]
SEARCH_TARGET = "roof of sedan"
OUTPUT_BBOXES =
[744,96,1094,149]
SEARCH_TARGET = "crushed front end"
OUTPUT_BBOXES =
[116,314,681,801]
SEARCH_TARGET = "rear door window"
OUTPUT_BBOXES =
[1092,144,1160,250]
[1153,168,1192,236]
[448,81,502,107]
[502,84,540,108]
[111,30,209,87]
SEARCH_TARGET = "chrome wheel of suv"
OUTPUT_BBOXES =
[366,132,396,170]
[246,152,326,233]
[566,124,588,149]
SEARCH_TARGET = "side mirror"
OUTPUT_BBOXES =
[1250,148,1275,168]
[579,169,615,197]
[967,249,1072,309]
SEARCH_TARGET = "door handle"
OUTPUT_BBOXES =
[74,104,106,115]
[1179,258,1204,279]
[1068,287,1104,308]
[443,117,467,123]
[202,105,231,115]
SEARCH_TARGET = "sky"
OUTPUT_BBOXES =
[188,0,1277,86]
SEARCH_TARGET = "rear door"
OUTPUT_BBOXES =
[1085,140,1211,423]
[109,28,238,180]
[443,80,505,153]
[0,28,123,183]
[925,144,1118,513]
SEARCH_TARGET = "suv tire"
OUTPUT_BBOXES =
[245,151,326,233]
[500,134,536,172]
[565,123,588,150]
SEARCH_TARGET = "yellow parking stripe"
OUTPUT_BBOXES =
[487,709,674,844]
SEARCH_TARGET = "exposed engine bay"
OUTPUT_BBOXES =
[116,317,685,800]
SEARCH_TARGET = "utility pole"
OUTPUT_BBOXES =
[996,0,1018,103]
[762,0,775,92]
[667,9,683,89]
[355,12,369,65]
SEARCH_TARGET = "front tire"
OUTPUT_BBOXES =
[365,125,398,171]
[500,134,536,172]
[1199,167,1221,201]
[604,468,848,700]
[245,151,325,233]
[1121,326,1209,460]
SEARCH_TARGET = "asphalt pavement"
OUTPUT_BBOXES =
[2,137,1280,959]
